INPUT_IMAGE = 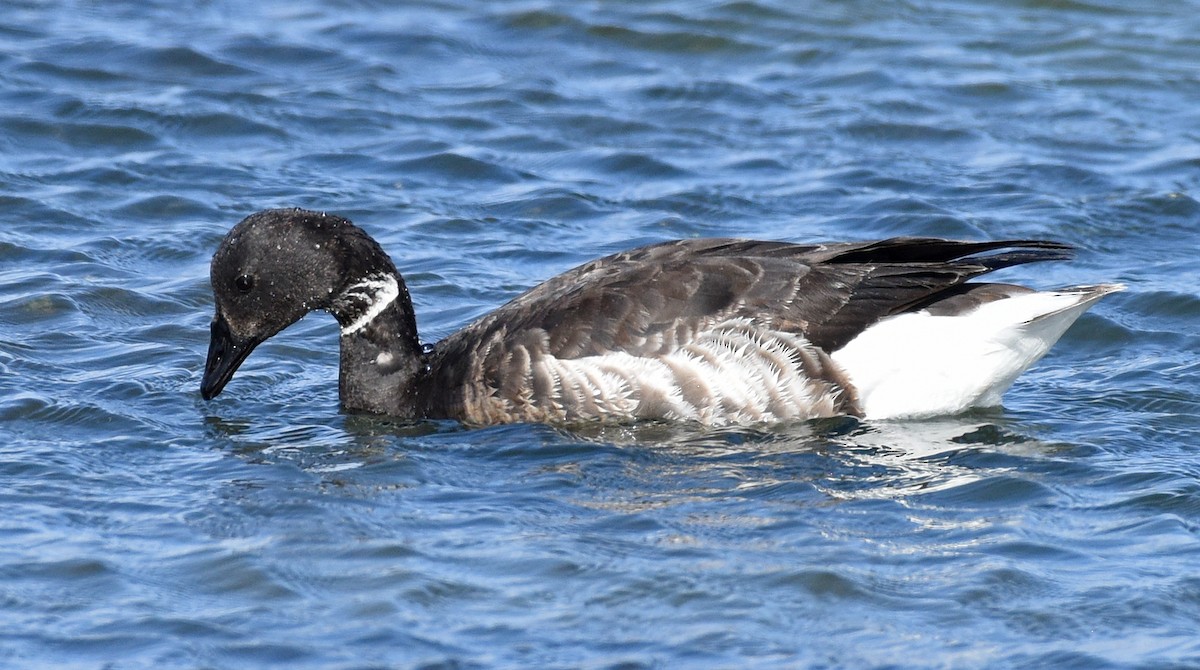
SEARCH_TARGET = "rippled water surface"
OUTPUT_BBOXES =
[2,1,1199,667]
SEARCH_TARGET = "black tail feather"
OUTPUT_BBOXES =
[828,237,1075,267]
[968,245,1075,272]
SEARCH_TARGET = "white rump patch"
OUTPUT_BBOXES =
[339,274,400,336]
[831,284,1122,420]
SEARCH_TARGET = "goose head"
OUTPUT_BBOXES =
[200,208,418,404]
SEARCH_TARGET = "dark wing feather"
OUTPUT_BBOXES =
[434,239,817,358]
[419,236,1073,416]
[793,237,1073,349]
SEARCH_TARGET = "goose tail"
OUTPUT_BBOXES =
[831,284,1124,419]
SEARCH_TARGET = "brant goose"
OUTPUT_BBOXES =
[201,208,1121,425]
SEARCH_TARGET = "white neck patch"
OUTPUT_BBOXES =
[339,273,400,336]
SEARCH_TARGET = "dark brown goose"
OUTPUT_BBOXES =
[200,208,1121,425]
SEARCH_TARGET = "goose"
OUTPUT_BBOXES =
[200,208,1121,425]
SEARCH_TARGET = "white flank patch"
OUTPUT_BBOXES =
[530,319,843,425]
[339,274,400,336]
[831,285,1121,420]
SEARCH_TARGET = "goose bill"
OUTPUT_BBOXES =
[200,315,262,400]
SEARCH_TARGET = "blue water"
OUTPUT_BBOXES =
[2,0,1199,667]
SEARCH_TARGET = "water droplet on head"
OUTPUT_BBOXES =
[421,342,435,355]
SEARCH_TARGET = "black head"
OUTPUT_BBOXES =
[200,208,398,400]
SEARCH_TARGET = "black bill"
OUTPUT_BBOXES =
[200,315,261,400]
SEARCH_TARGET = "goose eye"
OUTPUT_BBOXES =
[234,274,254,293]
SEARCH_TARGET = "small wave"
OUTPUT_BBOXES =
[587,24,762,56]
[396,151,525,186]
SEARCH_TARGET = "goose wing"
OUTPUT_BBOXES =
[440,236,1072,356]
